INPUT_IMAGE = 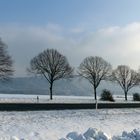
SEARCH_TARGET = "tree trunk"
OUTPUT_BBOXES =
[124,91,127,101]
[94,87,97,100]
[50,82,53,100]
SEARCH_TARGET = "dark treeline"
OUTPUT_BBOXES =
[0,38,140,101]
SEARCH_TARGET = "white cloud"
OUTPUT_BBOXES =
[0,22,140,76]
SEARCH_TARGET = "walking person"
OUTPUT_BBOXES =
[37,96,39,103]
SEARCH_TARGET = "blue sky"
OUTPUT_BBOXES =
[1,0,140,76]
[1,0,140,28]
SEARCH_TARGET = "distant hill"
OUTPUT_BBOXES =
[0,77,92,96]
[0,77,139,96]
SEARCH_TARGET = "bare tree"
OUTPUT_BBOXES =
[28,49,73,100]
[0,38,13,80]
[78,56,112,100]
[112,65,139,101]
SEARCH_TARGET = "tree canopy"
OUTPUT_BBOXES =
[79,56,112,100]
[29,49,73,99]
[0,38,13,80]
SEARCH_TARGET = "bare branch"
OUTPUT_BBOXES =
[111,65,139,100]
[78,56,112,100]
[28,49,73,100]
[0,38,14,80]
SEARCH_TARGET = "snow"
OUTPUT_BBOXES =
[112,129,140,140]
[0,94,139,140]
[0,109,140,139]
[0,94,95,103]
[60,128,140,140]
[61,128,110,140]
[0,94,136,103]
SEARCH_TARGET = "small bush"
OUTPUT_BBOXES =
[133,93,140,101]
[100,89,115,102]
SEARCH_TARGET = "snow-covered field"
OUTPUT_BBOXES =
[0,94,95,103]
[0,94,135,103]
[0,94,139,139]
[0,109,140,140]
